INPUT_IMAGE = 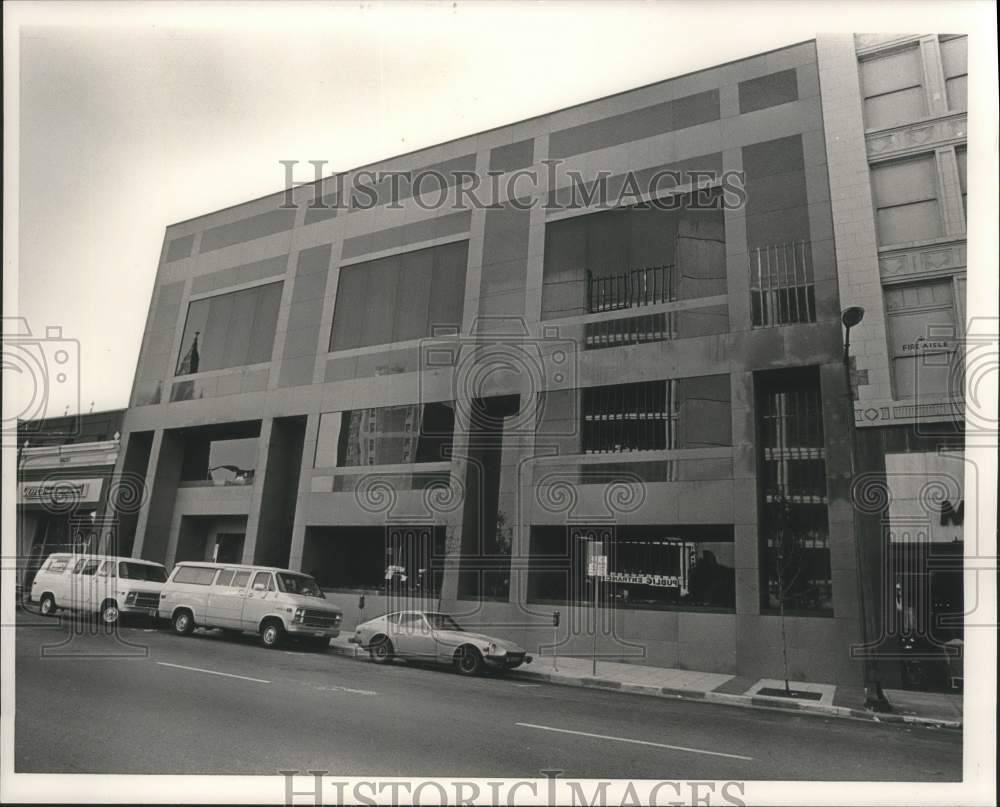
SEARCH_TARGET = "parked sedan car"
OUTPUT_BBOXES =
[349,610,533,675]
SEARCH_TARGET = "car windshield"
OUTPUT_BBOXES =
[427,613,462,631]
[276,573,324,598]
[119,562,167,582]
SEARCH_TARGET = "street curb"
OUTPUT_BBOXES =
[328,643,961,730]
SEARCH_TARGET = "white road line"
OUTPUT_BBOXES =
[155,661,270,684]
[513,683,542,687]
[515,722,754,761]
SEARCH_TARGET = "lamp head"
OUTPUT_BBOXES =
[841,306,865,329]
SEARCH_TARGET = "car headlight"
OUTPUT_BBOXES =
[125,592,137,605]
[293,608,305,623]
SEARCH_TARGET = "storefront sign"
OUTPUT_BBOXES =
[604,572,681,588]
[885,453,964,543]
[18,478,103,506]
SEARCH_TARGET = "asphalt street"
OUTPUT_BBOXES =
[13,611,961,779]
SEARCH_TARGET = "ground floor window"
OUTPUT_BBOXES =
[302,525,446,597]
[527,524,735,610]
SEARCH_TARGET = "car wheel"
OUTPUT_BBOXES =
[260,620,284,649]
[455,645,483,676]
[369,635,394,664]
[172,610,195,636]
[39,594,57,616]
[100,600,120,625]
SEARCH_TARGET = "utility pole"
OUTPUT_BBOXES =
[842,306,890,712]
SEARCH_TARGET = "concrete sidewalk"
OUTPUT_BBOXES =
[328,636,962,729]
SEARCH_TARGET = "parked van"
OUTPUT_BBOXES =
[157,562,343,649]
[30,553,167,624]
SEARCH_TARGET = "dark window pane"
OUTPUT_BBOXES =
[176,282,283,375]
[394,249,433,342]
[360,255,400,347]
[428,241,469,334]
[315,402,455,468]
[330,265,368,351]
[330,242,468,351]
[248,282,284,364]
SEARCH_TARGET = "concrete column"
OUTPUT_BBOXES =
[131,428,183,564]
[918,35,949,117]
[286,411,321,571]
[815,35,894,406]
[241,417,274,564]
[935,146,966,236]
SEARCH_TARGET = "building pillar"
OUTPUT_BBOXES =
[815,34,894,406]
[241,416,274,564]
[287,412,321,571]
[918,35,949,117]
[131,428,183,564]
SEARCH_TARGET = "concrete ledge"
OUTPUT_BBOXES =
[327,642,961,729]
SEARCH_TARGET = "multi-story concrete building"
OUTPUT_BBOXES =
[820,34,968,690]
[106,35,967,687]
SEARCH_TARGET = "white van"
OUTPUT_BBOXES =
[30,553,167,624]
[158,562,343,650]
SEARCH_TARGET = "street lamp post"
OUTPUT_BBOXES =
[841,306,890,712]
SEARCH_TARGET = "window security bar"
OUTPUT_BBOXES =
[749,240,816,327]
[586,264,677,313]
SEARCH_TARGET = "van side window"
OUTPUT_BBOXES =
[252,572,275,591]
[79,560,100,576]
[215,569,235,587]
[173,566,218,585]
[232,570,251,588]
[72,559,86,574]
[97,561,113,577]
[46,558,69,574]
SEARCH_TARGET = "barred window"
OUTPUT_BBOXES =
[756,369,832,613]
[749,241,815,327]
[580,376,730,454]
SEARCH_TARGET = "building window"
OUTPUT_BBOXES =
[314,401,455,468]
[871,156,942,245]
[541,190,727,319]
[859,46,926,129]
[329,241,467,351]
[749,240,816,327]
[580,376,731,454]
[939,35,968,112]
[885,279,962,399]
[757,368,832,614]
[302,525,445,595]
[176,281,283,375]
[527,525,735,611]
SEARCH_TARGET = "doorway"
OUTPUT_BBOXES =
[213,533,245,564]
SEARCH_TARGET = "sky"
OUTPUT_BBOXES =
[7,0,993,420]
